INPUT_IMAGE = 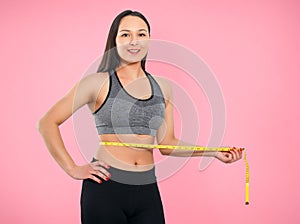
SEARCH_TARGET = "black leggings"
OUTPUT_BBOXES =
[80,158,165,224]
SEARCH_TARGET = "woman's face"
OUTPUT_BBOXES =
[115,15,150,65]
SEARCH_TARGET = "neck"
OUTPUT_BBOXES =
[116,61,145,80]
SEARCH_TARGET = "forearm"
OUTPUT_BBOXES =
[37,119,76,176]
[160,138,216,157]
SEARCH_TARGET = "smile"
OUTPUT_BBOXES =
[127,49,141,54]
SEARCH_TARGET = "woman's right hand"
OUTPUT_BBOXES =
[68,160,111,184]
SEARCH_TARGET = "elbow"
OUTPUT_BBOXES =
[36,118,45,133]
[36,116,51,133]
[37,115,60,134]
[160,151,167,156]
[157,141,170,156]
[159,149,171,156]
[157,137,178,156]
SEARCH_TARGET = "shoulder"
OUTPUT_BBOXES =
[78,71,110,89]
[81,71,110,84]
[76,71,110,100]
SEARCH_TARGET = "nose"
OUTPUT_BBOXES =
[129,34,139,45]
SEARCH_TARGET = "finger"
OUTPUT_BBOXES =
[95,160,111,169]
[235,149,242,160]
[232,150,238,161]
[88,174,102,184]
[238,149,243,159]
[221,152,232,163]
[225,152,233,160]
[90,169,110,181]
[231,149,239,161]
[91,164,111,178]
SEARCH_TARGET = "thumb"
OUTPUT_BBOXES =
[220,152,233,162]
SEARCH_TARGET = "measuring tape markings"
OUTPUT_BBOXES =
[99,141,249,205]
[99,141,243,151]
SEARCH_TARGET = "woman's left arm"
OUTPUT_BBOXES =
[155,77,242,164]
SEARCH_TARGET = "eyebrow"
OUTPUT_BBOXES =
[119,29,148,33]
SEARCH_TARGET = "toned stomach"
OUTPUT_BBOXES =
[94,133,156,171]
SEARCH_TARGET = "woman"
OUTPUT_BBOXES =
[37,10,242,224]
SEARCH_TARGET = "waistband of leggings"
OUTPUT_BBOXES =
[91,157,157,185]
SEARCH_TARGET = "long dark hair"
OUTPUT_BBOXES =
[97,10,151,73]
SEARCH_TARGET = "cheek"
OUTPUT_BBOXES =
[116,37,130,47]
[115,45,130,60]
[141,40,150,50]
[115,43,128,55]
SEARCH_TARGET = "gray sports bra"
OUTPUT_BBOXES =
[92,69,166,136]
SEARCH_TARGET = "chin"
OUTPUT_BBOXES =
[118,51,147,64]
[120,57,144,65]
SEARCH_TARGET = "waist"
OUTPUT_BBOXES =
[99,134,155,148]
[91,157,157,185]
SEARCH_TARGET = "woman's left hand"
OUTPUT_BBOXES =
[214,148,243,164]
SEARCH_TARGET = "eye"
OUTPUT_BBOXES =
[139,33,146,37]
[121,33,129,37]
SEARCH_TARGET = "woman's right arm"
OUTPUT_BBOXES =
[36,73,111,183]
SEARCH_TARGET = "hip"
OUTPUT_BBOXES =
[90,157,157,185]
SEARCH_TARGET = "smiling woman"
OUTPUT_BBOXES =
[115,16,150,65]
[96,10,151,73]
[37,9,242,224]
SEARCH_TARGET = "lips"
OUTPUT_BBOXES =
[127,49,141,54]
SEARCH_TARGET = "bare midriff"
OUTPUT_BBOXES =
[94,133,156,171]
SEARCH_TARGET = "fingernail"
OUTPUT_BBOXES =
[99,180,102,184]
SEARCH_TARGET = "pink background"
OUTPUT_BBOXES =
[1,0,299,223]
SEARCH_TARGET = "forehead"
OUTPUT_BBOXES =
[118,15,148,32]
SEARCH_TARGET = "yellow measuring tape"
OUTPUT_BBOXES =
[99,141,249,205]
